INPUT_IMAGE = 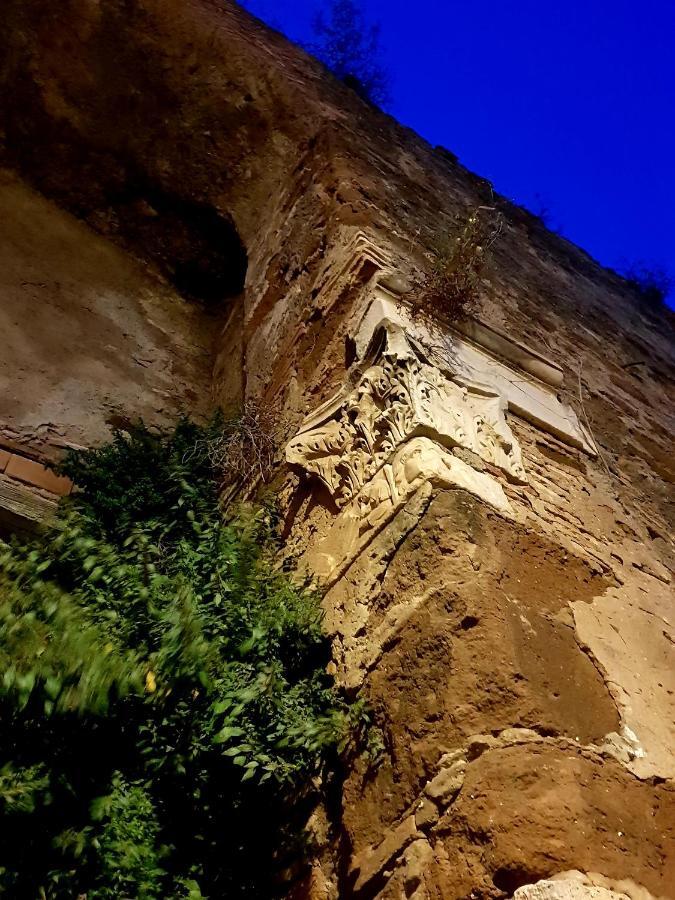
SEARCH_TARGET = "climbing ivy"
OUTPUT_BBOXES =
[0,419,364,897]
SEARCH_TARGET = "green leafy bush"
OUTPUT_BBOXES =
[0,419,363,897]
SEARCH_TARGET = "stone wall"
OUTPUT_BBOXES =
[0,1,673,897]
[0,168,220,530]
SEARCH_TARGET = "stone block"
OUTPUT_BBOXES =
[0,449,10,472]
[497,727,542,746]
[514,878,633,900]
[465,733,499,760]
[415,797,440,830]
[400,839,434,895]
[424,761,466,804]
[437,748,466,768]
[0,474,57,533]
[351,815,419,895]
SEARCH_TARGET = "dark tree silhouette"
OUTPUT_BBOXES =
[309,0,390,106]
[621,262,673,307]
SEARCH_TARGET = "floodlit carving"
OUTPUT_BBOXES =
[287,320,527,508]
[287,267,596,575]
[355,294,596,454]
[306,436,512,581]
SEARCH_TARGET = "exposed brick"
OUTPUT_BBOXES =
[0,449,10,472]
[5,454,73,496]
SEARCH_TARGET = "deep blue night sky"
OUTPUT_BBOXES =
[242,0,675,303]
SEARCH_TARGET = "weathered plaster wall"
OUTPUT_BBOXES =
[0,166,220,530]
[0,169,215,453]
[1,2,673,898]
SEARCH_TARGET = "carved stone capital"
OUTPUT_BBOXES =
[286,251,597,581]
[287,317,527,509]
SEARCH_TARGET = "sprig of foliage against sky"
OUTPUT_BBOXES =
[308,0,390,106]
[242,0,390,106]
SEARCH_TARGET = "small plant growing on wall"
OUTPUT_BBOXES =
[407,206,503,327]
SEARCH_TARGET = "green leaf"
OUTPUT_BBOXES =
[0,414,368,896]
[213,726,245,744]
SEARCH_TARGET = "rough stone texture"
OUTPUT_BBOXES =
[340,492,621,849]
[0,1,673,897]
[350,815,420,896]
[373,741,675,900]
[433,742,675,897]
[0,475,58,535]
[516,885,629,900]
[513,874,655,900]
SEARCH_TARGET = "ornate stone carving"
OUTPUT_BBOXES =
[287,321,527,508]
[354,294,596,455]
[305,436,512,582]
[287,285,597,583]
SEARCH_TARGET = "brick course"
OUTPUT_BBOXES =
[4,454,73,496]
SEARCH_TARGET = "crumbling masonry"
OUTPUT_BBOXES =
[1,2,674,897]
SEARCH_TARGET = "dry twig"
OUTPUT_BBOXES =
[197,401,281,487]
